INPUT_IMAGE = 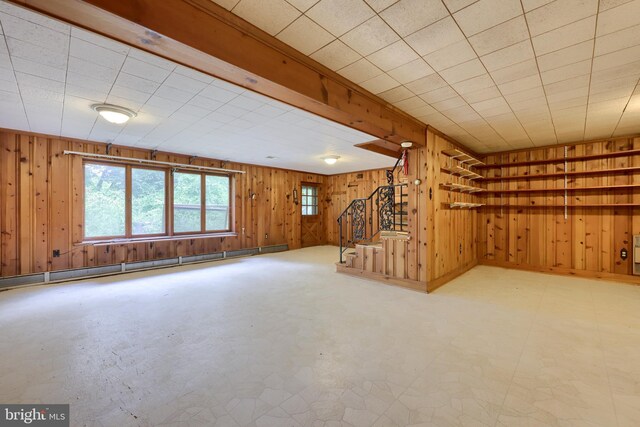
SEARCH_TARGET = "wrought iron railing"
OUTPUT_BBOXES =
[337,183,408,263]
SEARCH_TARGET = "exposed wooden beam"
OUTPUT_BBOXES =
[11,0,427,146]
[355,139,402,159]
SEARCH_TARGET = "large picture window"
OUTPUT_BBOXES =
[83,161,232,241]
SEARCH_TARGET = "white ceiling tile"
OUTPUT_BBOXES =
[592,44,640,72]
[596,0,640,36]
[364,0,399,12]
[109,85,152,104]
[404,73,448,94]
[490,59,538,85]
[199,85,240,103]
[453,0,522,36]
[114,72,160,94]
[440,58,486,84]
[366,40,419,71]
[526,0,598,37]
[189,95,225,112]
[521,0,554,12]
[595,24,640,56]
[0,77,18,93]
[498,74,542,95]
[337,58,383,83]
[228,94,265,110]
[286,0,321,12]
[121,57,172,83]
[540,60,591,85]
[387,58,434,84]
[277,15,334,55]
[451,73,494,94]
[70,37,126,70]
[5,37,67,69]
[379,85,415,103]
[340,16,399,56]
[0,2,69,34]
[431,95,467,111]
[233,0,300,35]
[461,85,502,103]
[544,74,590,94]
[380,0,449,37]
[127,49,175,71]
[163,73,209,94]
[481,40,534,71]
[70,27,128,54]
[531,15,596,56]
[536,40,594,71]
[15,71,64,92]
[310,39,360,70]
[469,16,529,57]
[307,0,375,37]
[393,95,427,111]
[419,85,459,103]
[359,73,400,93]
[423,39,477,71]
[405,16,465,56]
[211,0,241,10]
[0,12,68,53]
[442,0,478,12]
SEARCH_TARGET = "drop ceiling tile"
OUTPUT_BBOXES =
[153,85,194,103]
[380,0,449,37]
[531,16,596,56]
[128,49,175,71]
[70,28,128,54]
[6,37,67,69]
[545,74,590,94]
[163,73,209,94]
[364,0,399,12]
[490,59,538,85]
[526,0,598,37]
[547,88,589,105]
[592,44,640,72]
[366,40,419,71]
[188,95,225,112]
[360,73,400,93]
[404,73,448,94]
[15,72,64,92]
[590,59,640,84]
[431,95,467,111]
[105,95,144,112]
[174,65,214,84]
[211,0,241,10]
[70,37,126,70]
[387,58,434,84]
[509,96,548,111]
[450,73,494,94]
[419,85,458,103]
[540,59,591,85]
[393,95,428,111]
[423,39,477,71]
[0,2,69,34]
[310,39,360,70]
[461,85,502,103]
[19,84,63,104]
[337,58,383,83]
[521,0,554,12]
[444,104,482,122]
[307,0,375,37]
[405,16,465,56]
[0,78,17,93]
[440,58,485,84]
[114,72,160,94]
[536,40,594,72]
[442,0,478,12]
[595,24,640,56]
[379,85,414,103]
[453,0,522,37]
[0,12,68,52]
[498,74,542,95]
[481,40,534,72]
[471,96,510,113]
[121,57,172,83]
[286,0,321,12]
[277,15,334,55]
[233,0,300,35]
[407,103,437,117]
[596,0,640,36]
[340,16,399,56]
[469,16,529,57]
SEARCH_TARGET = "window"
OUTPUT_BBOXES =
[301,185,318,215]
[84,162,232,241]
[84,163,126,238]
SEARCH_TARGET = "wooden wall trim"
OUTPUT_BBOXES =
[427,259,478,293]
[11,0,426,146]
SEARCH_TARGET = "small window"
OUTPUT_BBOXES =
[173,172,202,233]
[301,185,318,216]
[84,163,126,238]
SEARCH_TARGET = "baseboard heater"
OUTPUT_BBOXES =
[0,244,289,290]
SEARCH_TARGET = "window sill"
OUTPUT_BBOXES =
[78,232,238,246]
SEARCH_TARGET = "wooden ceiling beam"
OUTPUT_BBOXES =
[11,0,427,146]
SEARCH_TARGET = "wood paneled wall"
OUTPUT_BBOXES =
[478,137,640,282]
[424,132,478,289]
[0,129,323,277]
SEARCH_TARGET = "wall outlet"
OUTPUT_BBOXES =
[265,233,268,240]
[52,249,60,258]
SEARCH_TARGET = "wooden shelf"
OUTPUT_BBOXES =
[441,148,484,166]
[482,166,640,181]
[481,184,640,194]
[450,202,484,209]
[478,149,640,168]
[441,182,485,193]
[482,204,640,208]
[441,166,483,180]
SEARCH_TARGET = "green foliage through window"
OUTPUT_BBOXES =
[173,172,202,233]
[84,163,126,238]
[132,168,165,235]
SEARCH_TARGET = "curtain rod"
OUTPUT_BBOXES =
[63,151,246,174]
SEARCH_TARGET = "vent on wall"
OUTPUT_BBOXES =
[634,235,640,276]
[0,244,288,290]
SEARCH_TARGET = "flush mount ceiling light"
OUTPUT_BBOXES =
[401,141,413,148]
[91,104,137,124]
[323,155,340,165]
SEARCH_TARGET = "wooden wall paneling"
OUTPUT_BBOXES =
[1,132,19,276]
[18,134,33,274]
[613,150,631,275]
[33,136,49,273]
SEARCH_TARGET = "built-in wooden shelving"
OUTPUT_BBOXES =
[450,202,484,209]
[478,148,640,168]
[482,166,640,181]
[441,182,485,193]
[441,148,484,166]
[482,204,640,208]
[441,166,483,180]
[482,184,640,194]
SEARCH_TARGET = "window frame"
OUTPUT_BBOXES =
[82,160,233,242]
[301,183,319,216]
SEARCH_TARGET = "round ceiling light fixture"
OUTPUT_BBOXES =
[91,104,137,124]
[401,141,413,148]
[323,155,340,165]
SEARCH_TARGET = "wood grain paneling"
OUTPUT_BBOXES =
[0,129,322,277]
[478,137,640,283]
